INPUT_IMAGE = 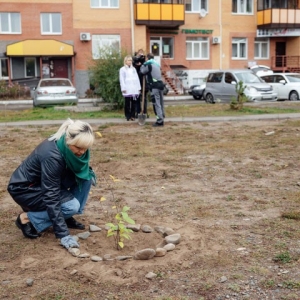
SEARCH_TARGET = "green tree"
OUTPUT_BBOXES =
[230,80,247,110]
[88,47,129,108]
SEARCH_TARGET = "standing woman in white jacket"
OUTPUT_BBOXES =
[119,55,141,121]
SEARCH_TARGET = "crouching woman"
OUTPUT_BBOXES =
[7,118,96,250]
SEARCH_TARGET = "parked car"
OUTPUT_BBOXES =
[250,65,273,77]
[203,70,277,103]
[188,83,206,100]
[260,73,300,101]
[32,78,78,107]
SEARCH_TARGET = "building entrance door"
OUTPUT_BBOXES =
[275,42,286,67]
[150,38,161,65]
[49,59,68,78]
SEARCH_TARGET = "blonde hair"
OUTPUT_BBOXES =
[49,118,94,149]
[123,55,133,66]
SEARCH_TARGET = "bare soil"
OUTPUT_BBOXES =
[1,116,300,300]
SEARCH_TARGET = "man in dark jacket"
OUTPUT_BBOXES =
[140,53,165,127]
[7,118,96,250]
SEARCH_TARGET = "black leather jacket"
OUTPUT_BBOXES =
[7,139,74,238]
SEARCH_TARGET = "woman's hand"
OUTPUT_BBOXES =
[60,235,79,249]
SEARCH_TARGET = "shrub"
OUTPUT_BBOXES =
[88,47,129,109]
[0,80,31,100]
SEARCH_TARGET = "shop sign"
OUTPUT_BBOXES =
[181,29,213,34]
[257,28,300,37]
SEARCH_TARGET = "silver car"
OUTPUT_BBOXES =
[260,73,300,101]
[32,78,78,107]
[204,70,277,103]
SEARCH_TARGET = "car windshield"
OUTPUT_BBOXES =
[285,75,300,82]
[235,72,262,83]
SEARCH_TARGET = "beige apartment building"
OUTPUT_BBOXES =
[1,0,300,97]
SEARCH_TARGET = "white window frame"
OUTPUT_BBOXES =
[232,0,253,14]
[25,57,37,78]
[0,12,21,34]
[232,38,247,59]
[90,0,119,8]
[0,58,9,80]
[40,13,62,35]
[186,37,209,60]
[185,0,208,12]
[254,38,269,59]
[92,35,120,59]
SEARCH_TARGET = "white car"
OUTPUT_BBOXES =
[32,78,78,107]
[260,73,300,101]
[250,65,273,77]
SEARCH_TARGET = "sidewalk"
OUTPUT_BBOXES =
[1,113,300,127]
[1,96,300,127]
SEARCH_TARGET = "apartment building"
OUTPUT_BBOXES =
[0,0,300,97]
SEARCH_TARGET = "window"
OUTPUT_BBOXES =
[224,73,235,84]
[232,38,247,59]
[186,37,209,60]
[185,0,207,12]
[25,58,36,77]
[206,72,223,83]
[92,35,120,59]
[232,0,253,14]
[0,58,8,79]
[90,0,119,8]
[40,13,62,34]
[0,13,21,34]
[254,38,269,59]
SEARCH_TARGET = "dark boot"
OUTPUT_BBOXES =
[65,217,85,230]
[15,214,39,239]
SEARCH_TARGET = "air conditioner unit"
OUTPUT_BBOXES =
[199,8,207,18]
[80,33,91,41]
[212,36,221,44]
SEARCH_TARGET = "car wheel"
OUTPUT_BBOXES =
[33,98,37,107]
[289,91,299,101]
[193,95,201,100]
[205,93,215,104]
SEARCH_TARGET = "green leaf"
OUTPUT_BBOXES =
[118,241,124,248]
[122,206,130,212]
[121,212,135,224]
[107,231,115,237]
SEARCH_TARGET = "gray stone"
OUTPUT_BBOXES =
[155,248,167,257]
[68,248,80,257]
[134,248,156,260]
[116,256,133,261]
[126,224,141,232]
[26,278,34,286]
[164,233,181,245]
[163,243,176,251]
[91,255,103,262]
[141,224,153,233]
[145,272,157,279]
[89,224,102,232]
[78,253,90,258]
[77,231,91,239]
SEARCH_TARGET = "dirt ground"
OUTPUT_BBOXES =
[1,116,300,300]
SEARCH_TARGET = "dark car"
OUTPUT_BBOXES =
[188,83,206,100]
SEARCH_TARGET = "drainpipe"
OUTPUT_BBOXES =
[219,0,222,69]
[130,0,135,54]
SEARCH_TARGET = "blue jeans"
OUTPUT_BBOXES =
[27,179,92,233]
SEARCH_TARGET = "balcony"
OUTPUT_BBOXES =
[134,0,185,29]
[257,8,300,29]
